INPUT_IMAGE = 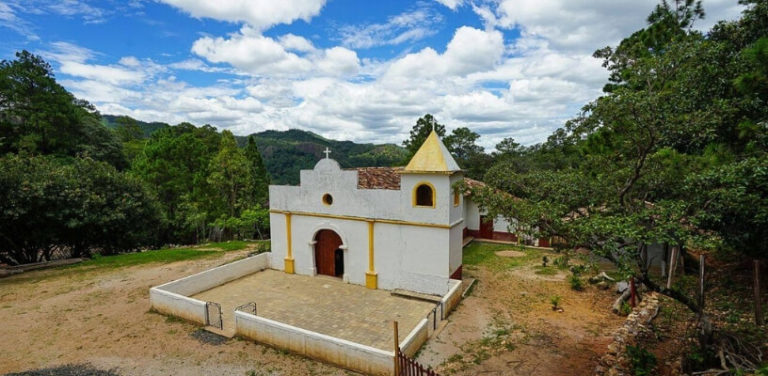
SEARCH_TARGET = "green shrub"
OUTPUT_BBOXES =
[569,274,584,291]
[626,345,656,376]
[550,295,561,310]
[553,255,570,269]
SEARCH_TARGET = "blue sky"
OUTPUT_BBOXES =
[0,0,745,148]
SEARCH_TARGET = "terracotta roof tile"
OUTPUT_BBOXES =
[355,167,403,190]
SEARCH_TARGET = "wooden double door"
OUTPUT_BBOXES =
[314,230,344,277]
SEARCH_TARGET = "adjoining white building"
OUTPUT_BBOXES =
[268,130,531,296]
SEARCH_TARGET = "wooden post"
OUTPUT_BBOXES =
[755,260,763,326]
[698,255,705,312]
[393,320,400,376]
[630,277,636,307]
[667,246,678,289]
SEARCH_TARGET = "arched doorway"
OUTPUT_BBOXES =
[314,229,343,277]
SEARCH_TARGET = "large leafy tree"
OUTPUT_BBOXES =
[131,124,221,241]
[208,130,252,218]
[0,155,161,265]
[244,135,270,206]
[403,114,446,156]
[0,50,126,168]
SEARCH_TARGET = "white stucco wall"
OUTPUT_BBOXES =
[235,312,394,376]
[155,252,272,296]
[149,253,272,324]
[463,197,517,234]
[269,158,463,295]
[464,197,481,231]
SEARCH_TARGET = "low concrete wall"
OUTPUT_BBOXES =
[150,252,271,323]
[155,252,272,296]
[235,311,394,376]
[440,279,463,319]
[149,288,207,324]
[400,318,428,358]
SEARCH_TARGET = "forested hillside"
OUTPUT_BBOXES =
[100,115,407,185]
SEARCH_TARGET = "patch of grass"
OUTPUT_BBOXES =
[74,248,219,270]
[463,241,547,271]
[533,265,558,275]
[199,240,260,252]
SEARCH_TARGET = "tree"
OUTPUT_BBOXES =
[131,124,221,242]
[0,50,126,168]
[0,155,161,264]
[688,156,768,259]
[244,135,270,206]
[403,114,446,156]
[114,115,143,143]
[207,130,251,218]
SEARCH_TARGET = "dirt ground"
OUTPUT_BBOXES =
[417,246,625,376]
[0,248,352,376]
[0,244,625,376]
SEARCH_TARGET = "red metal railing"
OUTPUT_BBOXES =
[396,348,440,376]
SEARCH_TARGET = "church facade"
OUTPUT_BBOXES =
[268,131,465,295]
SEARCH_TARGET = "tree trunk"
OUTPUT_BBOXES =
[756,260,763,326]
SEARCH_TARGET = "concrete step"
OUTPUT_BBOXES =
[391,289,442,303]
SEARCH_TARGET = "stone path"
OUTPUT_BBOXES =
[192,269,435,350]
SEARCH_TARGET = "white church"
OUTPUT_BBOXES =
[269,130,527,296]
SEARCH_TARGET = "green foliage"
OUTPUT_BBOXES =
[626,345,657,376]
[245,136,270,206]
[402,114,446,156]
[620,301,633,316]
[0,50,127,169]
[568,274,584,291]
[208,130,251,218]
[246,129,407,185]
[550,295,561,310]
[130,123,222,242]
[0,155,162,265]
[77,248,217,269]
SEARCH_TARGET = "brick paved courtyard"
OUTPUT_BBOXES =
[192,269,435,350]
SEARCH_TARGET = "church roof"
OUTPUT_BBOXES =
[355,167,403,190]
[354,167,481,192]
[403,130,461,174]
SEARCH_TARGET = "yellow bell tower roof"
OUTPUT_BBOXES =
[403,130,461,174]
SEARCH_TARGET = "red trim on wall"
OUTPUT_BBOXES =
[538,238,550,247]
[450,265,462,280]
[465,229,518,242]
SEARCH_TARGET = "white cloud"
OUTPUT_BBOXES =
[0,2,38,40]
[434,0,465,11]
[48,1,748,149]
[158,0,326,30]
[191,27,359,78]
[338,8,442,49]
[384,26,504,81]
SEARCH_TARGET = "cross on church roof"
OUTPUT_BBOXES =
[323,147,332,159]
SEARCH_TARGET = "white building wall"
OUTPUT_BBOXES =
[449,225,463,275]
[269,212,287,271]
[464,197,481,231]
[448,172,464,225]
[269,158,462,295]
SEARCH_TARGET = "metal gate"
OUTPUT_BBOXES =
[206,301,222,330]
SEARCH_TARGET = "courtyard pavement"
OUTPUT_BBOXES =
[192,269,435,350]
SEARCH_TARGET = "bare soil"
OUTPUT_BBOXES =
[417,249,625,376]
[0,249,353,376]
[0,244,625,376]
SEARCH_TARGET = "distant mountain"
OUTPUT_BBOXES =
[100,115,408,185]
[101,114,170,138]
[238,129,408,185]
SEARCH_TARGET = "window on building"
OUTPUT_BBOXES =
[454,191,460,206]
[415,184,434,207]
